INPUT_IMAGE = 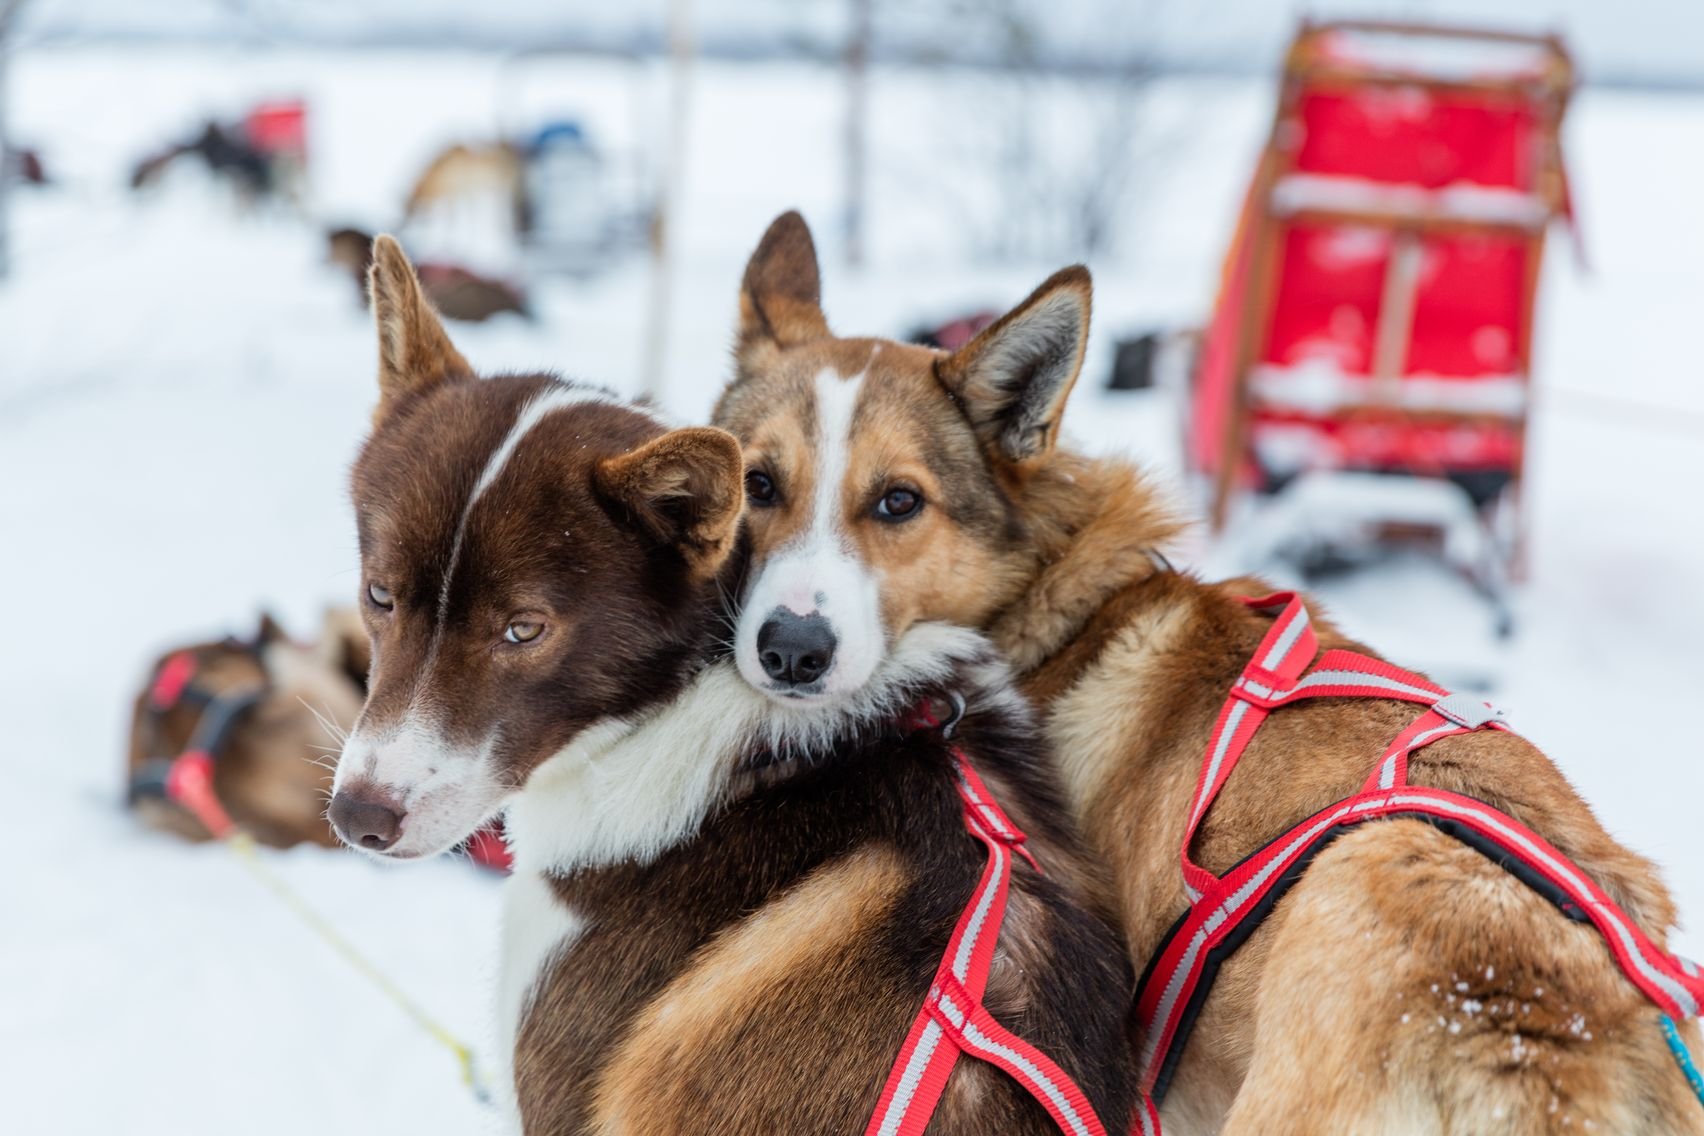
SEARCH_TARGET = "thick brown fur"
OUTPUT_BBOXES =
[511,676,1138,1135]
[347,378,732,798]
[593,426,744,579]
[341,237,1137,1133]
[715,211,1704,1135]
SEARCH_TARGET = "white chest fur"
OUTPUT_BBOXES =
[489,625,995,1117]
[495,868,585,1118]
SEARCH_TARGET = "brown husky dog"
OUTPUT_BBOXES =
[714,212,1704,1135]
[326,236,1136,1132]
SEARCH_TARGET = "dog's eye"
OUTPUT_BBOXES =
[367,583,394,610]
[745,470,778,507]
[504,621,544,645]
[876,487,923,521]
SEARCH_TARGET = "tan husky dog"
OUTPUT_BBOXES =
[713,212,1704,1135]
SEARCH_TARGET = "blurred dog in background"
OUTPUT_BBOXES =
[327,226,529,323]
[125,609,368,849]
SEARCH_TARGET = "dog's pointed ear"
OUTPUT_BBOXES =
[737,211,830,364]
[367,234,472,422]
[595,427,745,578]
[937,266,1092,467]
[316,606,372,695]
[255,611,288,646]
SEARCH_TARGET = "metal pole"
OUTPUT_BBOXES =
[638,0,694,403]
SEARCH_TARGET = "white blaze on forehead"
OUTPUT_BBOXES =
[406,381,654,713]
[761,366,867,616]
[811,365,863,542]
[735,362,888,702]
[437,383,628,625]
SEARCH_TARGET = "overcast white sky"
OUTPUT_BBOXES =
[15,0,1704,86]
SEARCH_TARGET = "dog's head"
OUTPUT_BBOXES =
[714,211,1092,708]
[328,236,743,860]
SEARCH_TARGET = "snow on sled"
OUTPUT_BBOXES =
[1185,19,1578,641]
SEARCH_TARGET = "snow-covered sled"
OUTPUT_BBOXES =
[1185,20,1578,636]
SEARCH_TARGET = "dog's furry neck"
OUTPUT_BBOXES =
[505,623,1001,876]
[992,450,1186,675]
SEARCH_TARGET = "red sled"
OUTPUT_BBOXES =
[1186,21,1577,634]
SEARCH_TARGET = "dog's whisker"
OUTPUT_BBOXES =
[297,695,351,746]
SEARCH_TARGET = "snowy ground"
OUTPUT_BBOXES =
[2,47,1702,1135]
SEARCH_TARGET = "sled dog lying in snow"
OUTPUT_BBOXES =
[326,236,1136,1132]
[712,211,1704,1135]
[127,609,369,849]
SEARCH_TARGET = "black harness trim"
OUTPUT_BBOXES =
[128,642,269,806]
[1146,807,1592,1105]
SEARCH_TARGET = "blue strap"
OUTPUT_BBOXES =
[1660,1014,1704,1107]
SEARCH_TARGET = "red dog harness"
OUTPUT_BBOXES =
[1134,593,1704,1107]
[131,648,267,839]
[867,714,1164,1136]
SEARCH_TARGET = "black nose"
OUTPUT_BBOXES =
[329,792,403,851]
[757,610,837,686]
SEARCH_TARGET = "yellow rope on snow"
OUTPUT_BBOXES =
[225,831,493,1104]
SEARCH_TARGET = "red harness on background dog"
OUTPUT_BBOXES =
[130,647,268,837]
[866,707,1165,1136]
[1133,593,1704,1109]
[135,648,515,871]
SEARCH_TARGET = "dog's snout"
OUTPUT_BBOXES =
[757,610,838,686]
[329,791,404,852]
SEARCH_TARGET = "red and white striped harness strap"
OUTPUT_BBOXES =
[1135,592,1704,1105]
[866,727,1163,1136]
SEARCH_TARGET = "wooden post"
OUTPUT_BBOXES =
[843,0,871,268]
[639,0,694,403]
[1370,230,1422,405]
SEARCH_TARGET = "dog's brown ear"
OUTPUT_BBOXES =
[367,234,472,423]
[737,211,830,364]
[317,606,372,694]
[594,427,745,578]
[937,266,1092,467]
[256,611,288,646]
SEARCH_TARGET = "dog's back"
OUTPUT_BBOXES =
[1038,574,1701,1134]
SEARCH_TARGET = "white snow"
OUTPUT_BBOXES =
[2,45,1702,1136]
[1250,362,1530,418]
[1271,174,1552,229]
